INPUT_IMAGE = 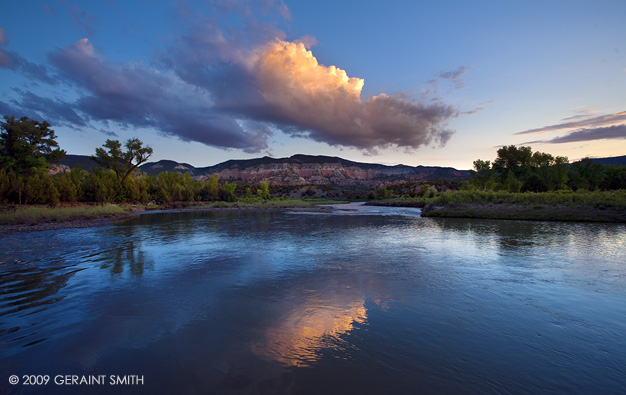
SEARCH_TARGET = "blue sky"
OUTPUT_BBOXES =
[0,0,624,170]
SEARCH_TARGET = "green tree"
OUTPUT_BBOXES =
[551,156,570,190]
[569,158,604,191]
[54,171,80,203]
[93,138,153,185]
[470,159,493,190]
[24,170,60,206]
[0,168,9,202]
[83,168,117,204]
[492,145,533,185]
[198,175,219,201]
[0,116,66,204]
[219,183,237,202]
[600,165,626,190]
[259,180,271,200]
[0,116,66,173]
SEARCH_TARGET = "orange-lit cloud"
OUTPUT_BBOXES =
[0,2,458,154]
[248,40,457,152]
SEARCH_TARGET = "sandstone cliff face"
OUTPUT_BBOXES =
[201,159,468,186]
[137,154,469,186]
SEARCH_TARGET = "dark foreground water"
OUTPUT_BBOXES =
[1,203,625,394]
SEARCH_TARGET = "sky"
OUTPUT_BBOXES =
[0,0,624,170]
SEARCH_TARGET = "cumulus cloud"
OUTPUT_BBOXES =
[1,2,458,154]
[246,40,457,151]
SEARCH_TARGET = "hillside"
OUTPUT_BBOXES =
[58,153,625,187]
[591,155,626,166]
[139,154,470,186]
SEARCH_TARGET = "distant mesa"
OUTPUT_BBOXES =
[58,153,626,187]
[136,154,470,186]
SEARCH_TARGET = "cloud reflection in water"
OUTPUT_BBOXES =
[252,288,367,367]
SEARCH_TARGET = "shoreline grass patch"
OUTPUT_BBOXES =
[0,204,129,225]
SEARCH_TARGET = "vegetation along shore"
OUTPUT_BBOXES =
[1,115,625,230]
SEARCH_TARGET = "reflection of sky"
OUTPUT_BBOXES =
[1,208,625,381]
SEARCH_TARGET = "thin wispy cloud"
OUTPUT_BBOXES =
[516,110,626,136]
[0,28,56,85]
[524,124,626,144]
[518,110,626,145]
[439,66,470,89]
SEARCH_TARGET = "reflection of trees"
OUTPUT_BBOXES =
[98,240,153,276]
[425,218,626,259]
[427,218,566,251]
[99,224,154,277]
[0,264,76,318]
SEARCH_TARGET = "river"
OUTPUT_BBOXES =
[1,203,625,394]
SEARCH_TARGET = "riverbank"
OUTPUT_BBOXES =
[0,199,345,234]
[421,203,626,223]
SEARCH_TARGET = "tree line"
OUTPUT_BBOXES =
[469,145,626,192]
[1,116,625,206]
[0,116,271,205]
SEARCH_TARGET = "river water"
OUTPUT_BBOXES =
[1,203,625,394]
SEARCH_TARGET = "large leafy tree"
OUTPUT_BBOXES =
[470,159,493,190]
[492,145,533,183]
[0,115,66,174]
[93,138,153,185]
[0,116,65,204]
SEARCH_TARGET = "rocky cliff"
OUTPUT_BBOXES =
[141,154,470,186]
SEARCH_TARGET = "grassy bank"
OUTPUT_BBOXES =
[0,198,348,233]
[420,190,626,223]
[0,204,132,226]
[437,189,626,208]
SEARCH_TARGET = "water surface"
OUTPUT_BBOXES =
[1,203,625,394]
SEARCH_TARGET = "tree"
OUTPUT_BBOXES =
[470,159,493,190]
[259,180,271,199]
[0,116,66,204]
[198,175,219,201]
[219,183,237,202]
[569,158,604,191]
[492,145,533,184]
[550,156,569,190]
[0,116,66,173]
[93,138,153,185]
